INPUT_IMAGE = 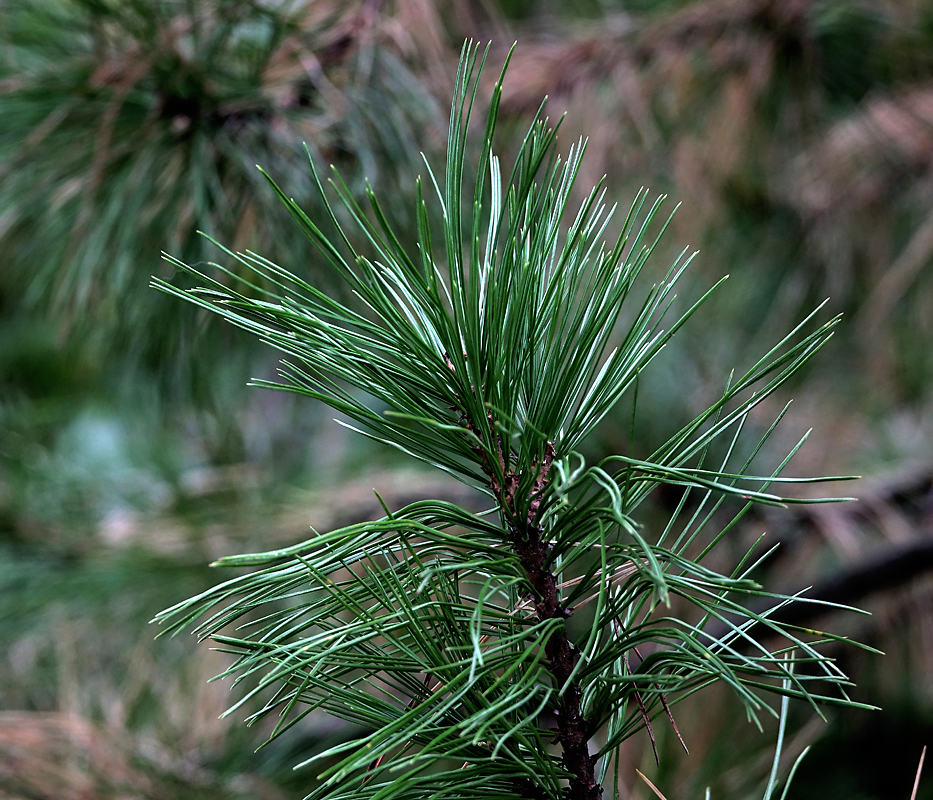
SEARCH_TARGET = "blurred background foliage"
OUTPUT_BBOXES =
[1,0,932,797]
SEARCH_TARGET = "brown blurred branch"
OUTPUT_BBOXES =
[700,535,933,647]
[708,465,933,643]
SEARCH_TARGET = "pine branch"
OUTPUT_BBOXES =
[151,40,873,800]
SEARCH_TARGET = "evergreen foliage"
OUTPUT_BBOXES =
[0,0,436,370]
[153,43,873,800]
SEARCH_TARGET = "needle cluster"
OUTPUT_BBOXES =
[153,43,872,800]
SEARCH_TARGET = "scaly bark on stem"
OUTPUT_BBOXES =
[508,514,602,800]
[450,385,601,799]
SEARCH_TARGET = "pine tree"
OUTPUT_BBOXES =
[153,43,872,800]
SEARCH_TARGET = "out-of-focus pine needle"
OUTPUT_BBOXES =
[910,745,926,800]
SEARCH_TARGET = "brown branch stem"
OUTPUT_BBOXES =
[453,395,602,800]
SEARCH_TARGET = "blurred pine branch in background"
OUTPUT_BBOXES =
[0,0,442,383]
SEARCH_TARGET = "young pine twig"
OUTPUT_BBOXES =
[153,41,873,800]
